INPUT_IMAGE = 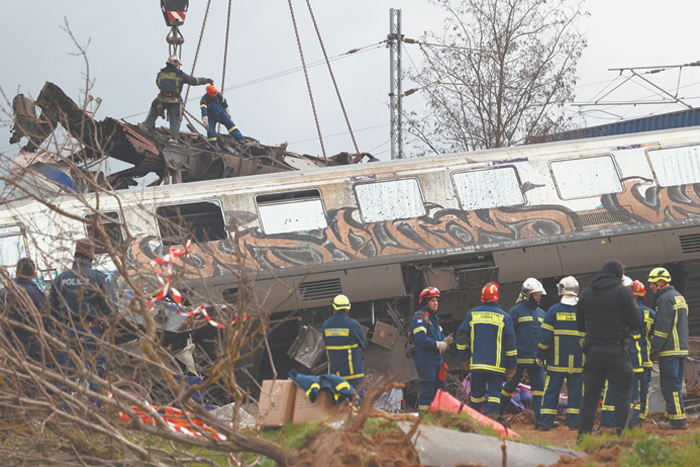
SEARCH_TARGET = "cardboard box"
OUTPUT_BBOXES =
[292,386,349,425]
[258,380,296,427]
[372,321,399,350]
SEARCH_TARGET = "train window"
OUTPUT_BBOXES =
[156,201,227,245]
[648,145,700,187]
[0,224,27,267]
[551,156,622,199]
[85,211,124,255]
[453,168,524,210]
[355,179,426,223]
[256,189,327,235]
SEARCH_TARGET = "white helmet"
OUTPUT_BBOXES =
[622,275,634,289]
[557,276,579,306]
[516,277,546,303]
[167,55,183,67]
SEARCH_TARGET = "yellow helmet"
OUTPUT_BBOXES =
[648,267,671,283]
[332,294,351,311]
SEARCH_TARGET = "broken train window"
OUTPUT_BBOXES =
[156,201,227,246]
[85,211,125,255]
[354,178,426,223]
[453,167,524,211]
[256,189,327,235]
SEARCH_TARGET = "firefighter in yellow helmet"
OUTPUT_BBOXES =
[322,295,366,390]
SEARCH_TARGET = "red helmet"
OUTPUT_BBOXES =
[206,84,218,97]
[632,280,646,297]
[419,287,440,305]
[481,282,500,303]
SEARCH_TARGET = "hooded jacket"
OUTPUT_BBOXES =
[650,285,688,358]
[576,260,641,345]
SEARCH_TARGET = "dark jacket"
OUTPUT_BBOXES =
[411,307,446,365]
[49,257,117,326]
[508,299,545,365]
[651,286,689,358]
[576,260,641,346]
[630,300,656,370]
[200,92,229,119]
[0,276,49,349]
[456,302,516,374]
[538,302,584,373]
[156,64,209,104]
[322,310,366,382]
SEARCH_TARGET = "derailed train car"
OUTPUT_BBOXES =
[3,125,700,387]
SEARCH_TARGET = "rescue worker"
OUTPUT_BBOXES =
[200,85,245,147]
[50,238,118,393]
[499,278,546,426]
[633,280,656,423]
[648,267,689,430]
[536,276,583,431]
[141,55,213,139]
[0,257,49,360]
[412,287,453,412]
[322,294,366,390]
[457,282,516,423]
[576,260,641,438]
[599,276,647,429]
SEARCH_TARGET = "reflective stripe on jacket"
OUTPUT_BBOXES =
[456,303,516,374]
[322,310,366,380]
[156,64,209,103]
[639,302,656,368]
[508,300,545,364]
[288,370,354,404]
[412,307,445,364]
[537,302,584,373]
[651,286,689,358]
[200,92,229,118]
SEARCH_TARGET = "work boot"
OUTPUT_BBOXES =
[538,421,560,431]
[138,122,155,132]
[658,421,688,430]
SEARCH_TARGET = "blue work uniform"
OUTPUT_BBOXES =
[637,302,656,422]
[412,308,446,411]
[500,299,546,421]
[200,92,244,146]
[457,302,516,416]
[322,310,366,389]
[143,63,210,138]
[537,301,584,429]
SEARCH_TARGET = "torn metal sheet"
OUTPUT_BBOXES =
[365,335,418,384]
[397,422,587,467]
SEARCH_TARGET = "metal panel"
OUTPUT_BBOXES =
[494,246,562,283]
[663,227,700,263]
[250,277,298,313]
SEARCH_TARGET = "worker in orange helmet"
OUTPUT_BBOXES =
[200,84,245,147]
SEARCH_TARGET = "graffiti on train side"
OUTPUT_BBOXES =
[125,179,700,281]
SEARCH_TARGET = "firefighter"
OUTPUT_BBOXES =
[499,278,546,427]
[200,84,245,147]
[322,295,366,390]
[457,282,516,423]
[633,280,656,423]
[648,267,689,430]
[537,276,583,431]
[412,287,453,412]
[141,55,213,139]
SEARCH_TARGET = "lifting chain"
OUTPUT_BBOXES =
[287,0,327,160]
[304,0,359,154]
[221,0,233,92]
[184,0,212,106]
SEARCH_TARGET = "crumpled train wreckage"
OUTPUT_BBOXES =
[6,81,377,199]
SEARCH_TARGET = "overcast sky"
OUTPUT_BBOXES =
[1,0,699,170]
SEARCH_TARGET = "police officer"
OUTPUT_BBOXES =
[412,287,452,412]
[457,282,516,423]
[499,278,546,426]
[632,280,656,423]
[322,294,366,390]
[141,55,213,139]
[576,260,641,438]
[648,267,689,430]
[200,85,245,147]
[50,238,118,390]
[537,276,583,431]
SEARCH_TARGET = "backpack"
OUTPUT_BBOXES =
[405,310,429,359]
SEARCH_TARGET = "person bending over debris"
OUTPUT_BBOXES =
[141,55,213,139]
[412,287,453,412]
[200,85,245,147]
[323,295,366,391]
[576,260,641,438]
[50,238,118,394]
[457,282,516,425]
[499,278,546,428]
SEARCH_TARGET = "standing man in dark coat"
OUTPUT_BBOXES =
[323,294,366,390]
[0,257,48,360]
[648,267,689,430]
[576,260,641,438]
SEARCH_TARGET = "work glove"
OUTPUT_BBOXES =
[461,360,470,372]
[202,116,209,128]
[444,333,454,346]
[225,107,231,118]
[206,78,214,84]
[436,340,448,353]
[535,358,545,369]
[505,368,516,382]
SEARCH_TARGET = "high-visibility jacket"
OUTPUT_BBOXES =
[508,300,545,365]
[322,310,366,382]
[639,301,656,369]
[651,286,689,358]
[456,303,516,374]
[537,302,584,373]
[200,92,229,119]
[155,64,209,104]
[412,307,446,365]
[288,370,354,404]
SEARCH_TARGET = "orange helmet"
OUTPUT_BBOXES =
[206,84,218,97]
[481,282,500,303]
[632,280,646,297]
[419,287,440,305]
